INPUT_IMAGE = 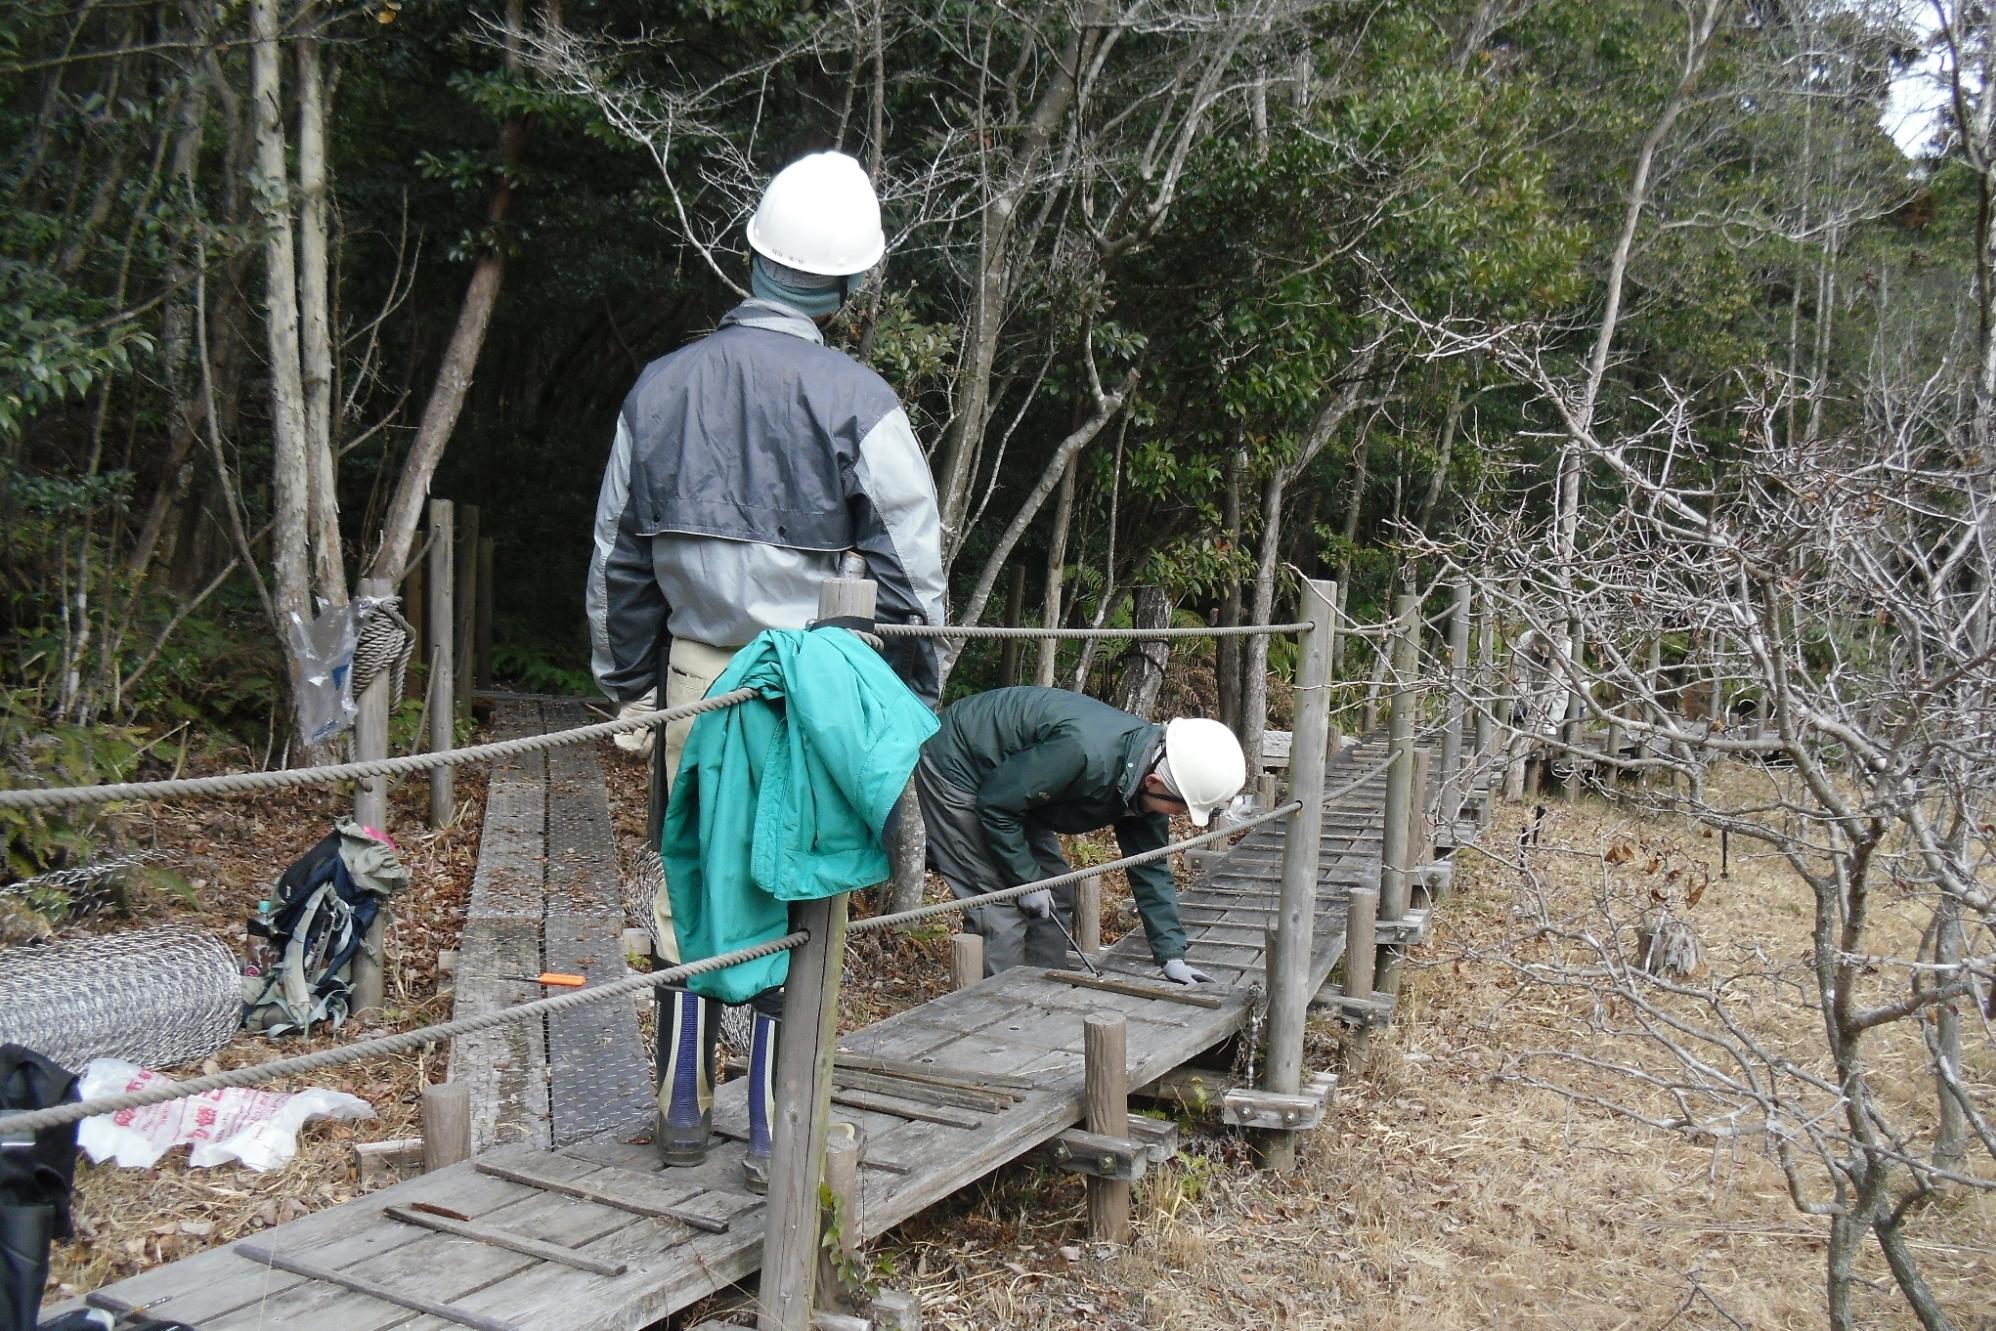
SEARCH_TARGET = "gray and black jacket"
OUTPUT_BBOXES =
[587,299,947,703]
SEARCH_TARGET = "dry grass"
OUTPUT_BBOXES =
[42,762,485,1302]
[45,748,1996,1329]
[692,775,1996,1330]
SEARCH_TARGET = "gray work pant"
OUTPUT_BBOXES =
[914,755,1076,977]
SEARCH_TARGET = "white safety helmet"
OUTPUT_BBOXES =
[745,151,886,277]
[1156,718,1248,827]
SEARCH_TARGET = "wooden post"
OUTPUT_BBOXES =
[426,499,455,828]
[1375,594,1419,998]
[758,577,873,1331]
[1472,583,1495,764]
[455,504,480,718]
[1563,618,1585,802]
[1257,578,1335,1174]
[816,1124,863,1315]
[1643,637,1663,795]
[1083,1014,1130,1243]
[402,555,426,700]
[351,574,393,1021]
[1340,885,1378,1061]
[1438,579,1471,824]
[949,933,983,990]
[476,535,495,692]
[421,1083,471,1172]
[999,564,1026,686]
[1075,877,1101,960]
[1405,748,1433,908]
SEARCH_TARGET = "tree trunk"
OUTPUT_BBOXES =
[251,0,312,636]
[297,32,345,605]
[1035,453,1079,687]
[1113,585,1173,719]
[364,0,527,583]
[1217,446,1244,733]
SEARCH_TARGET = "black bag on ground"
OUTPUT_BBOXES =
[1,1044,79,1331]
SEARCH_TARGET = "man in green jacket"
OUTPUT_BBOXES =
[917,687,1249,981]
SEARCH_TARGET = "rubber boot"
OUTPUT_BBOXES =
[654,987,716,1168]
[741,1009,778,1195]
[1,1203,53,1331]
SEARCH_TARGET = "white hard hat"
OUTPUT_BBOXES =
[1157,718,1248,827]
[745,151,886,277]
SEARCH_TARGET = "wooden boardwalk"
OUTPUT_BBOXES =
[73,734,1472,1331]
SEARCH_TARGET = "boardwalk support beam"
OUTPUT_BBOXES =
[1256,577,1335,1173]
[759,576,874,1331]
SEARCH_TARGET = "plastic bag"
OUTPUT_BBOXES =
[286,600,360,747]
[73,1059,373,1172]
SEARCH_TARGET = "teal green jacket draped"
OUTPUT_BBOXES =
[663,628,938,1001]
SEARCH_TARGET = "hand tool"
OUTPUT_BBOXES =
[498,972,586,987]
[1046,909,1103,978]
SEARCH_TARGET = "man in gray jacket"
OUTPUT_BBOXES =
[586,151,946,1188]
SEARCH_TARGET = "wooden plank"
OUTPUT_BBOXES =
[833,1051,1034,1093]
[830,1088,983,1129]
[832,1068,1014,1113]
[383,1205,631,1276]
[1042,970,1226,1009]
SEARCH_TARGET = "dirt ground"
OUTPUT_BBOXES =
[34,747,1996,1329]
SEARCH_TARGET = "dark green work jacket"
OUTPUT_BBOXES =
[924,686,1188,962]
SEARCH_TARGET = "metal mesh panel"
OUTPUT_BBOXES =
[0,925,240,1070]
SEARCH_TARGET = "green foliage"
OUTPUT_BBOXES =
[0,687,137,882]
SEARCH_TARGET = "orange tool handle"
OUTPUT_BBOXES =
[502,972,587,987]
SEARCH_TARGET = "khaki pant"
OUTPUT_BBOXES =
[653,637,739,964]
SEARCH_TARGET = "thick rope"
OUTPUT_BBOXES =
[0,754,1397,1132]
[0,688,759,812]
[0,930,807,1134]
[351,596,415,701]
[877,622,1311,640]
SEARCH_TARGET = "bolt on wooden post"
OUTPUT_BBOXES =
[1256,578,1335,1174]
[426,498,455,827]
[1375,593,1419,998]
[757,576,873,1331]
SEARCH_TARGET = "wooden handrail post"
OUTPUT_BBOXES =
[1257,577,1335,1173]
[1084,1014,1131,1243]
[1472,583,1496,774]
[1406,748,1433,910]
[949,933,983,990]
[1439,579,1471,825]
[421,1083,471,1172]
[1340,886,1379,1062]
[476,536,495,692]
[351,576,393,1020]
[758,576,874,1331]
[1375,593,1419,997]
[1075,876,1101,960]
[454,504,480,719]
[426,499,455,828]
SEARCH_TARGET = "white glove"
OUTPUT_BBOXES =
[1016,888,1055,918]
[1160,958,1211,985]
[613,691,657,759]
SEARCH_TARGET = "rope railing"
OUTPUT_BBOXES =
[0,687,759,812]
[877,622,1311,640]
[0,755,1399,1135]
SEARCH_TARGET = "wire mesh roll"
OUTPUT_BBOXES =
[0,925,242,1071]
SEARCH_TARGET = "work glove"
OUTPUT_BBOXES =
[1015,888,1055,918]
[1160,958,1211,986]
[613,691,657,759]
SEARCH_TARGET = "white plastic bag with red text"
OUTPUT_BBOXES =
[74,1058,374,1171]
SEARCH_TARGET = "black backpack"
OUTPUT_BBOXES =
[242,822,402,1036]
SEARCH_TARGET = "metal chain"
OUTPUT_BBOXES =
[0,687,758,812]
